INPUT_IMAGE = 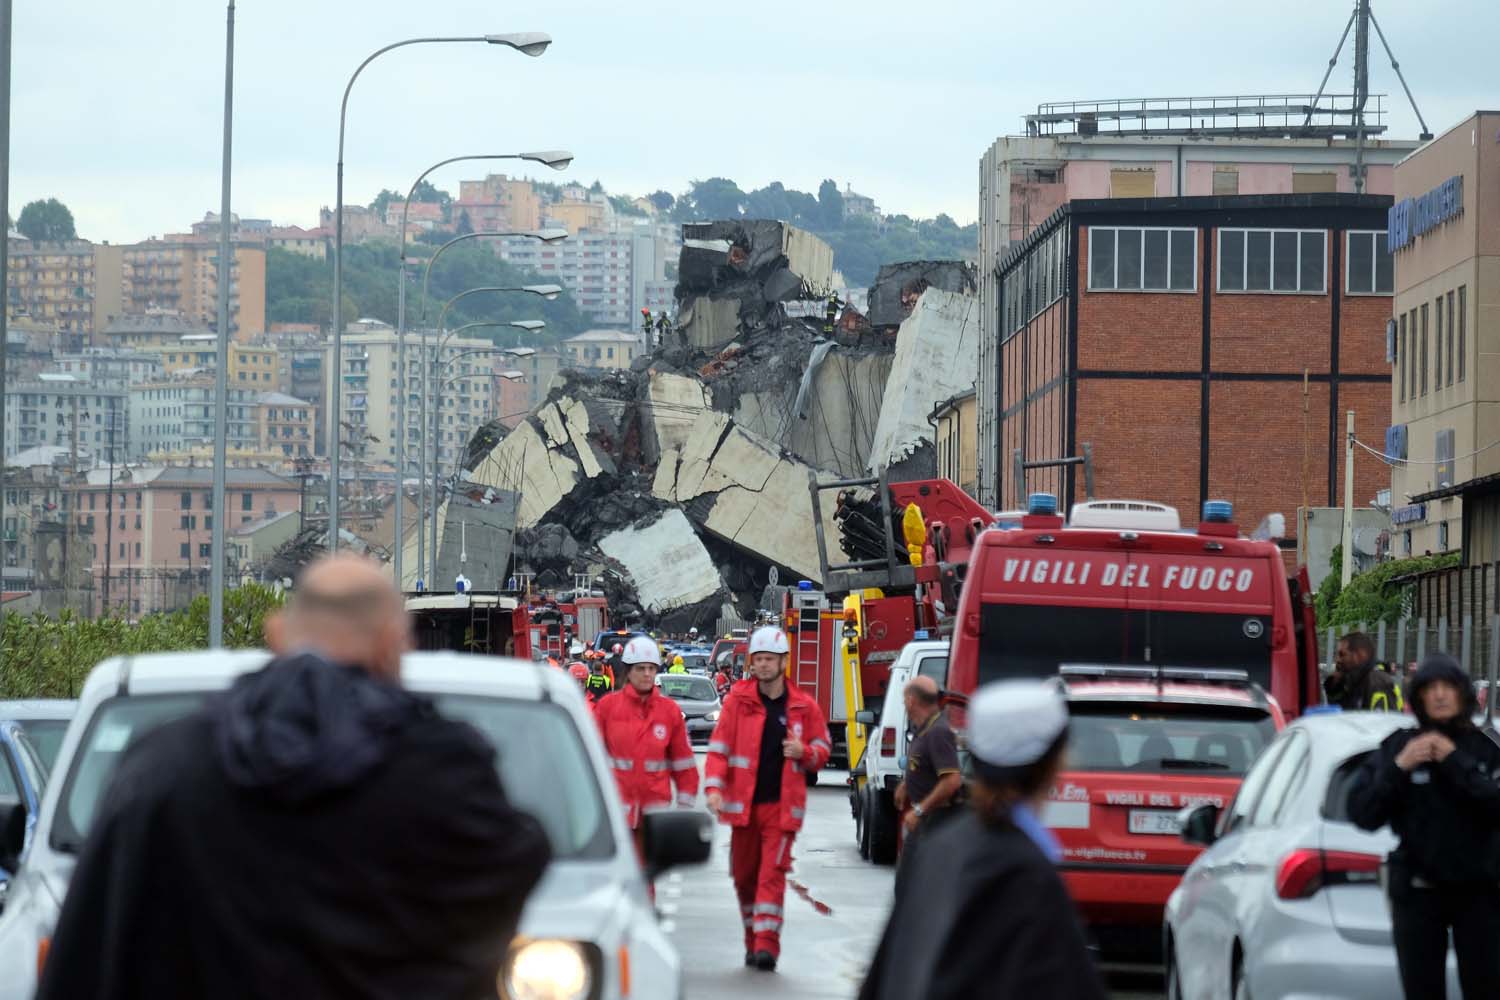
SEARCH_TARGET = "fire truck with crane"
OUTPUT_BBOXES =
[407,574,613,663]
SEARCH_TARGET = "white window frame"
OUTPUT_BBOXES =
[1086,226,1197,294]
[1344,230,1393,296]
[1216,228,1328,295]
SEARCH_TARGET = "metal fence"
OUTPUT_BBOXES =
[1325,616,1500,687]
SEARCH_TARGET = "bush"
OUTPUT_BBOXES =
[0,585,284,699]
[1317,548,1459,630]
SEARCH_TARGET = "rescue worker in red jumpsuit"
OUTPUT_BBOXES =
[705,626,832,972]
[594,636,700,857]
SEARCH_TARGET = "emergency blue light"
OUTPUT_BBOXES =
[798,580,813,591]
[1202,500,1234,524]
[914,630,930,640]
[1027,492,1058,516]
[1303,704,1344,716]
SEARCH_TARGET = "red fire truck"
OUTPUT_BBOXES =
[946,495,1320,715]
[945,493,1318,958]
[407,589,612,662]
[787,474,997,766]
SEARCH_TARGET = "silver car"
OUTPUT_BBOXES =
[0,651,709,1000]
[1164,710,1461,1000]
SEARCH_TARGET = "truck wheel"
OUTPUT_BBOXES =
[868,789,899,865]
[856,789,871,859]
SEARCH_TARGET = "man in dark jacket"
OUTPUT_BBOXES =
[1348,653,1500,999]
[37,554,551,1000]
[860,679,1106,1000]
[1325,631,1404,711]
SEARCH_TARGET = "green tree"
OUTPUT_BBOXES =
[674,178,747,221]
[17,198,77,241]
[646,190,675,214]
[817,180,844,229]
[1316,548,1461,629]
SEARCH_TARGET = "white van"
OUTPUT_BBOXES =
[849,637,949,865]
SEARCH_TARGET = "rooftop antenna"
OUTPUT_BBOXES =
[1306,0,1433,193]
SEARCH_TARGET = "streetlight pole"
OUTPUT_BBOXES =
[328,32,551,553]
[429,317,545,585]
[394,152,570,590]
[413,274,560,587]
[0,0,12,641]
[209,0,235,647]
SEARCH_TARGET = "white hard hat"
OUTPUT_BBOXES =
[622,635,662,666]
[748,626,790,656]
[967,680,1068,768]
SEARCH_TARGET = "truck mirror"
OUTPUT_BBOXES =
[855,710,877,726]
[1178,803,1220,847]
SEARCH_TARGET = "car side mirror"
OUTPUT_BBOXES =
[1178,803,1220,847]
[641,808,712,880]
[0,800,27,875]
[855,710,877,726]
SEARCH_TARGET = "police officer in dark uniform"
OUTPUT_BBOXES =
[585,658,613,699]
[860,680,1106,1000]
[1348,652,1500,998]
[893,675,962,893]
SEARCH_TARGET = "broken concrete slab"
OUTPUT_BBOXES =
[468,418,582,529]
[868,288,978,474]
[867,260,978,330]
[642,371,712,463]
[436,489,520,590]
[678,294,743,353]
[680,220,833,291]
[597,509,726,614]
[731,351,893,478]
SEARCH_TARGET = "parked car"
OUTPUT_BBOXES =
[1041,665,1284,960]
[1165,710,1461,1000]
[849,637,948,865]
[0,651,711,1000]
[656,673,721,746]
[0,701,76,771]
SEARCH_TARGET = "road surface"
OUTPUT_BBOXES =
[667,763,1163,999]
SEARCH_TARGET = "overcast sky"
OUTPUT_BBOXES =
[12,0,1497,244]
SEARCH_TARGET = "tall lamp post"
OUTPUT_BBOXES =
[328,31,551,552]
[393,151,570,590]
[426,313,546,586]
[208,0,236,646]
[409,230,565,583]
[412,282,558,587]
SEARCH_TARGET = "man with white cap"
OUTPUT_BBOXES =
[858,679,1106,1000]
[704,625,832,972]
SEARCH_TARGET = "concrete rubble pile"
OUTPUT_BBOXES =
[436,221,981,627]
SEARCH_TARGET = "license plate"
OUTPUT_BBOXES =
[1128,809,1182,835]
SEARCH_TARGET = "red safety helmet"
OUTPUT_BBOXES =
[568,662,589,681]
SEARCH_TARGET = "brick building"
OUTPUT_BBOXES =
[981,193,1394,549]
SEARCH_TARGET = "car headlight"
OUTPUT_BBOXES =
[503,939,592,1000]
[704,710,720,722]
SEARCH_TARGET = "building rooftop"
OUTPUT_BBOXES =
[231,509,301,536]
[565,329,640,344]
[257,392,310,407]
[83,466,297,488]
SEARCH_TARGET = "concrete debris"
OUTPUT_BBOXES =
[435,489,520,591]
[597,509,727,614]
[866,260,978,330]
[867,288,979,473]
[431,219,980,626]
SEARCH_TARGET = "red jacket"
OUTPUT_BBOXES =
[705,679,831,833]
[593,684,699,828]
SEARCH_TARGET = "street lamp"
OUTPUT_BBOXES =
[328,31,551,552]
[392,153,570,589]
[427,319,544,585]
[411,283,559,587]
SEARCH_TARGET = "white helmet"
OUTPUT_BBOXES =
[748,626,790,656]
[622,635,662,666]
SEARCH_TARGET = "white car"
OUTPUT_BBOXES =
[850,637,948,864]
[0,650,709,1000]
[1164,710,1460,1000]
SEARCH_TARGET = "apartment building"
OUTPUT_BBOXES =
[120,238,266,339]
[563,329,641,370]
[3,375,127,463]
[257,391,315,460]
[493,222,677,328]
[126,372,260,461]
[454,174,543,233]
[338,323,500,478]
[5,240,124,340]
[157,334,279,389]
[46,348,162,390]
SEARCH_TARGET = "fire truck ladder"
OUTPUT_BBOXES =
[808,470,916,596]
[468,600,491,653]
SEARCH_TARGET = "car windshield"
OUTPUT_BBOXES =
[680,655,709,671]
[434,696,613,859]
[54,692,613,861]
[1065,703,1276,776]
[18,720,69,771]
[978,604,1274,694]
[659,676,717,701]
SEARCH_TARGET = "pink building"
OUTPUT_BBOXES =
[79,465,301,617]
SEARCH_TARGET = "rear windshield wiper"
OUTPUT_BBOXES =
[1157,758,1231,770]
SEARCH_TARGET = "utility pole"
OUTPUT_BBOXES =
[103,411,114,613]
[1341,409,1356,588]
[209,0,235,646]
[0,0,10,641]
